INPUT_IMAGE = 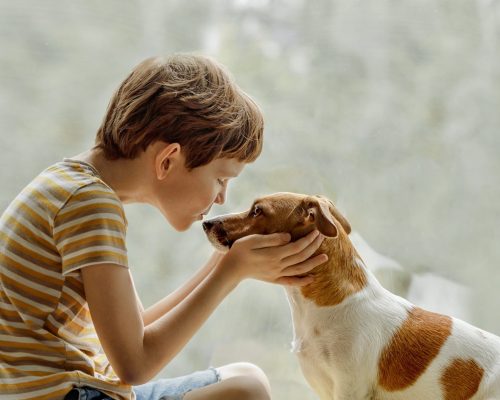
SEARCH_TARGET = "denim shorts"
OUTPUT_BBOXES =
[64,368,221,400]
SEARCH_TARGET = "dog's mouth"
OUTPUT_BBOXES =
[219,233,234,248]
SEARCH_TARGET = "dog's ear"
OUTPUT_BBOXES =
[304,198,339,238]
[313,195,352,235]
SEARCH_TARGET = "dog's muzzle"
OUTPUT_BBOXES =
[202,219,234,248]
[202,219,219,232]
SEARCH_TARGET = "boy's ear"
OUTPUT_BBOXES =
[155,142,182,180]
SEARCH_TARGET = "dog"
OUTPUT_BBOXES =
[203,192,500,400]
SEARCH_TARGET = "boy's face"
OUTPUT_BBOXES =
[153,147,245,232]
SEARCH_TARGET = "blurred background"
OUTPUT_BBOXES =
[1,1,500,398]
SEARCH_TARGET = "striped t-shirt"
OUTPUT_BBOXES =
[0,159,134,400]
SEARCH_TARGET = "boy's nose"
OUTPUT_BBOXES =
[215,188,227,205]
[214,195,224,205]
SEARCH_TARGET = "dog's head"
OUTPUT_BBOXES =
[203,192,351,252]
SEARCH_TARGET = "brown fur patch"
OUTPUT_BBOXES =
[378,307,452,391]
[300,236,367,306]
[440,358,484,400]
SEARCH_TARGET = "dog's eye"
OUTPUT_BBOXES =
[251,206,262,218]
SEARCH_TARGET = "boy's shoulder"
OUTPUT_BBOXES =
[45,158,115,195]
[40,158,120,207]
[1,158,125,232]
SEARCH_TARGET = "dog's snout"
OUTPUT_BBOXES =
[202,219,221,232]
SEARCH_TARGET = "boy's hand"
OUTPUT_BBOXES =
[217,230,327,286]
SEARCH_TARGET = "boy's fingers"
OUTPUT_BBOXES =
[275,275,314,287]
[281,234,324,267]
[249,232,291,249]
[280,230,320,258]
[281,254,328,277]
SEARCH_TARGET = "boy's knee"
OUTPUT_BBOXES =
[218,362,271,399]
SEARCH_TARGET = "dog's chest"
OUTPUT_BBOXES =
[285,288,367,398]
[286,289,352,372]
[290,313,341,362]
[293,324,341,387]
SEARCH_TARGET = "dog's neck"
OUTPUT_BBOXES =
[299,234,369,307]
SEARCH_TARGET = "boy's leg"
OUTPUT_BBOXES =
[133,362,271,400]
[184,362,271,400]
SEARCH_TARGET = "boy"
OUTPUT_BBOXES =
[0,54,327,400]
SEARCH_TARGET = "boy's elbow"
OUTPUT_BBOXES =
[116,367,148,386]
[111,352,150,386]
[111,332,174,386]
[113,352,161,386]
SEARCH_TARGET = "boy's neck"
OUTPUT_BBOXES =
[70,148,154,204]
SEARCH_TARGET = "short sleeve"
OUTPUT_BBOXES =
[53,182,128,275]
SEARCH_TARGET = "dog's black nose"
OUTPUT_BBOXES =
[203,219,222,232]
[202,220,215,232]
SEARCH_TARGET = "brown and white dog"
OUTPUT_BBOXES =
[203,192,500,400]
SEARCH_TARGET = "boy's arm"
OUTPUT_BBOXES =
[82,230,324,385]
[82,259,237,385]
[130,270,145,315]
[136,251,223,326]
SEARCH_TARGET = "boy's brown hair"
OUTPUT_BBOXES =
[94,54,264,170]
